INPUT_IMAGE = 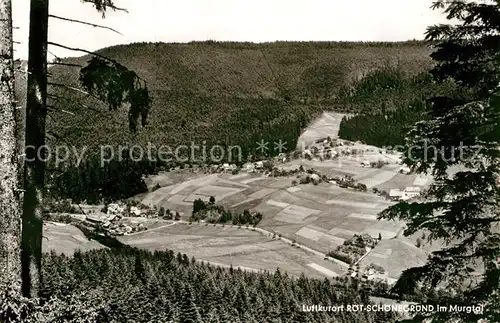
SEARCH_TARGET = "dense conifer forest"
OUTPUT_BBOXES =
[1,246,400,323]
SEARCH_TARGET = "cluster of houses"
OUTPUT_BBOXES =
[84,203,148,236]
[302,139,359,160]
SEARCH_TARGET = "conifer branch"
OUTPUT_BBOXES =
[81,0,129,15]
[47,42,147,84]
[49,15,122,35]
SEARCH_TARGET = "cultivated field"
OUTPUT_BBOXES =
[42,222,107,255]
[295,112,350,148]
[119,222,346,279]
[137,141,431,280]
[44,112,434,281]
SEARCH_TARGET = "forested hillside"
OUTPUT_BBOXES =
[18,41,439,203]
[42,41,433,150]
[2,247,399,322]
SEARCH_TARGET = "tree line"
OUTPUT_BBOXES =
[2,246,400,322]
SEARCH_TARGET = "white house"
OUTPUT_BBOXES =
[404,186,421,198]
[361,160,371,168]
[399,166,411,174]
[130,206,141,217]
[242,163,255,172]
[389,189,404,201]
[389,189,415,201]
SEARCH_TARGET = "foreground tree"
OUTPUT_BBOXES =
[22,0,49,298]
[379,1,500,322]
[0,0,21,293]
[22,0,150,297]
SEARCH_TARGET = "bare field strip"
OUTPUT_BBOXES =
[231,198,258,208]
[274,205,321,224]
[363,228,399,239]
[185,194,210,202]
[307,263,339,277]
[318,234,345,248]
[215,178,251,189]
[288,190,334,205]
[249,188,278,199]
[142,186,178,205]
[227,173,250,180]
[263,178,298,189]
[374,173,418,192]
[163,176,205,195]
[240,177,266,184]
[353,168,381,181]
[347,213,378,221]
[325,199,380,209]
[413,175,431,186]
[166,194,192,205]
[251,203,285,219]
[266,200,290,208]
[296,112,346,148]
[296,227,325,241]
[194,185,244,200]
[43,223,107,255]
[328,227,357,237]
[334,190,387,202]
[358,170,398,188]
[339,219,381,234]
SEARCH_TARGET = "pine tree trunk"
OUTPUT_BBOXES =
[0,0,22,292]
[22,0,49,298]
[15,60,25,208]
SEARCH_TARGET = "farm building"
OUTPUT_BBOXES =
[404,187,421,198]
[84,214,108,227]
[389,189,405,201]
[389,187,421,201]
[361,160,371,168]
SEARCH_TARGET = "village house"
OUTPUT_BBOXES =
[389,187,421,201]
[389,189,405,201]
[404,186,421,198]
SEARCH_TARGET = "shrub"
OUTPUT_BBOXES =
[44,199,81,214]
[326,250,353,264]
[368,263,386,274]
[262,160,274,171]
[192,198,207,214]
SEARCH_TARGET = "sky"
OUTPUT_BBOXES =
[12,0,448,60]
